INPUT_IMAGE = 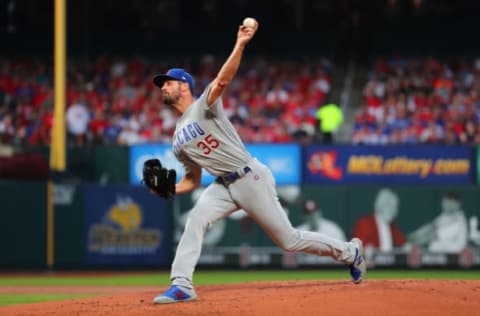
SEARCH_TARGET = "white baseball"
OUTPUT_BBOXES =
[242,17,256,28]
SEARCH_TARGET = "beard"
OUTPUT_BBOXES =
[162,86,181,106]
[162,94,177,106]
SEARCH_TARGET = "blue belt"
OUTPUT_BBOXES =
[219,166,251,185]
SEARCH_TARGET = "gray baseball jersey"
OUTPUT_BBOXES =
[169,84,358,288]
[172,86,251,176]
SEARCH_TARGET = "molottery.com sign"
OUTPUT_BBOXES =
[304,145,475,184]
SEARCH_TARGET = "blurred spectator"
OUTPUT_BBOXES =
[459,119,479,144]
[66,102,90,147]
[316,102,343,143]
[0,114,15,144]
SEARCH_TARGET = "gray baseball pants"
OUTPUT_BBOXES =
[171,158,356,287]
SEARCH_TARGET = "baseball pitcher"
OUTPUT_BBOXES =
[143,18,366,304]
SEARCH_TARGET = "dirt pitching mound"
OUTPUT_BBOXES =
[1,280,479,316]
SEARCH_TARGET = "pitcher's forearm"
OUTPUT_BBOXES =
[216,43,246,87]
[175,179,199,194]
[175,166,202,194]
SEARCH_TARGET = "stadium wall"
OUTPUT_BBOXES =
[0,144,479,269]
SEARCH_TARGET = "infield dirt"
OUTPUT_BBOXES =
[0,279,479,315]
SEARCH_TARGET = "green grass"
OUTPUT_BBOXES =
[0,270,479,287]
[0,294,92,306]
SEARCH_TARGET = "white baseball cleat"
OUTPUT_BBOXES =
[349,238,367,284]
[152,285,197,304]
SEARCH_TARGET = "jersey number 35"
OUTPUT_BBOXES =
[197,134,220,155]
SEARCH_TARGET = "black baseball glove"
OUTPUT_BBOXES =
[142,158,176,199]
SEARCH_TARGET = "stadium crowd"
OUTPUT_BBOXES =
[3,54,479,147]
[0,55,333,147]
[352,56,480,145]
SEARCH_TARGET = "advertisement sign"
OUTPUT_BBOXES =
[247,144,301,185]
[84,185,171,266]
[130,144,301,186]
[304,145,474,184]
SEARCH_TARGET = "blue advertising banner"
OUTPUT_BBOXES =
[304,145,475,184]
[84,184,171,266]
[248,144,301,185]
[130,144,301,186]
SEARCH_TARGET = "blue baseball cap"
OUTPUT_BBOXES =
[153,68,194,92]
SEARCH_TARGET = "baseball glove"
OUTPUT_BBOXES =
[142,158,176,199]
